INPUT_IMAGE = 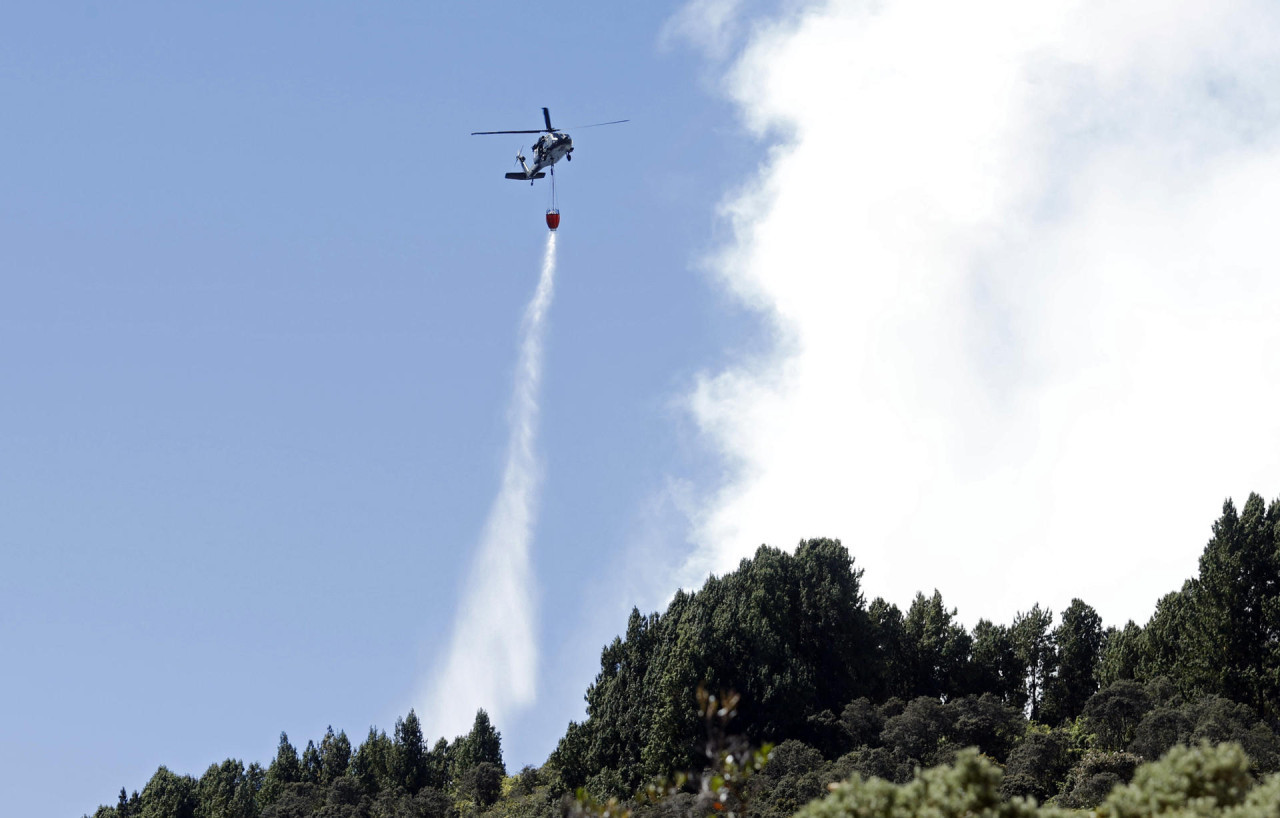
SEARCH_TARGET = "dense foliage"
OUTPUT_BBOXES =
[90,710,516,818]
[89,493,1280,817]
[797,743,1280,818]
[551,494,1280,811]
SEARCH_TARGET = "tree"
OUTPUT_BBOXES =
[868,598,911,701]
[460,761,504,809]
[1058,750,1142,809]
[575,608,660,792]
[139,767,197,818]
[1041,599,1103,724]
[394,710,428,793]
[116,788,141,818]
[510,765,543,798]
[425,737,452,792]
[840,698,883,750]
[1097,622,1144,688]
[1084,681,1153,751]
[903,591,972,700]
[415,787,458,818]
[325,775,363,812]
[455,709,504,776]
[301,741,321,785]
[744,740,830,818]
[880,697,952,766]
[241,765,263,815]
[1185,495,1280,716]
[1140,587,1195,686]
[195,759,257,818]
[1001,728,1072,803]
[547,720,591,794]
[1129,702,1195,761]
[948,694,1025,761]
[968,619,1027,708]
[320,726,352,786]
[559,539,876,797]
[790,538,877,713]
[269,733,301,784]
[804,709,850,759]
[350,728,395,796]
[259,782,319,818]
[1013,605,1054,721]
[261,733,302,806]
[1186,696,1280,773]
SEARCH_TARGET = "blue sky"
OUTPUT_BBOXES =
[2,3,751,814]
[7,1,1280,816]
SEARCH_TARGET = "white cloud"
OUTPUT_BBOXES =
[677,0,1280,627]
[661,0,748,58]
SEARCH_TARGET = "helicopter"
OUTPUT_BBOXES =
[471,107,628,184]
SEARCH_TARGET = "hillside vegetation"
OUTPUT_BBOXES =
[90,494,1280,818]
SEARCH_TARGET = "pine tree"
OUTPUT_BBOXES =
[464,709,505,775]
[1041,599,1103,724]
[1013,605,1054,721]
[1186,494,1280,716]
[269,732,302,784]
[394,710,427,793]
[1097,621,1144,687]
[869,598,911,700]
[319,726,352,785]
[903,590,971,700]
[969,619,1027,709]
[301,740,322,785]
[195,759,249,818]
[138,766,197,818]
[351,728,395,795]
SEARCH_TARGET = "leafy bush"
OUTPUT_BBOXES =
[1058,751,1142,809]
[999,729,1072,802]
[1096,743,1261,818]
[792,743,1280,818]
[796,748,1065,818]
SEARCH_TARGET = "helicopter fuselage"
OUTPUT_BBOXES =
[529,132,573,174]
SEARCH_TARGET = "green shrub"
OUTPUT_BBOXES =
[794,749,1066,818]
[792,743,1280,818]
[1097,743,1262,818]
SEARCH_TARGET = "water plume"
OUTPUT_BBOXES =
[425,232,557,738]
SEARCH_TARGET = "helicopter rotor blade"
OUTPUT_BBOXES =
[471,129,547,135]
[543,107,554,131]
[564,119,630,129]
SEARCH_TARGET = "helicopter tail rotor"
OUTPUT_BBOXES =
[514,148,532,175]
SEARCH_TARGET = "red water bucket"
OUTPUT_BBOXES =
[545,209,560,231]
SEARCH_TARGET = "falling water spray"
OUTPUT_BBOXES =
[425,233,557,739]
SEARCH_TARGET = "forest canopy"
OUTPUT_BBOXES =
[89,493,1280,818]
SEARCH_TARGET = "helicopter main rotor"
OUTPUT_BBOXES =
[471,107,628,136]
